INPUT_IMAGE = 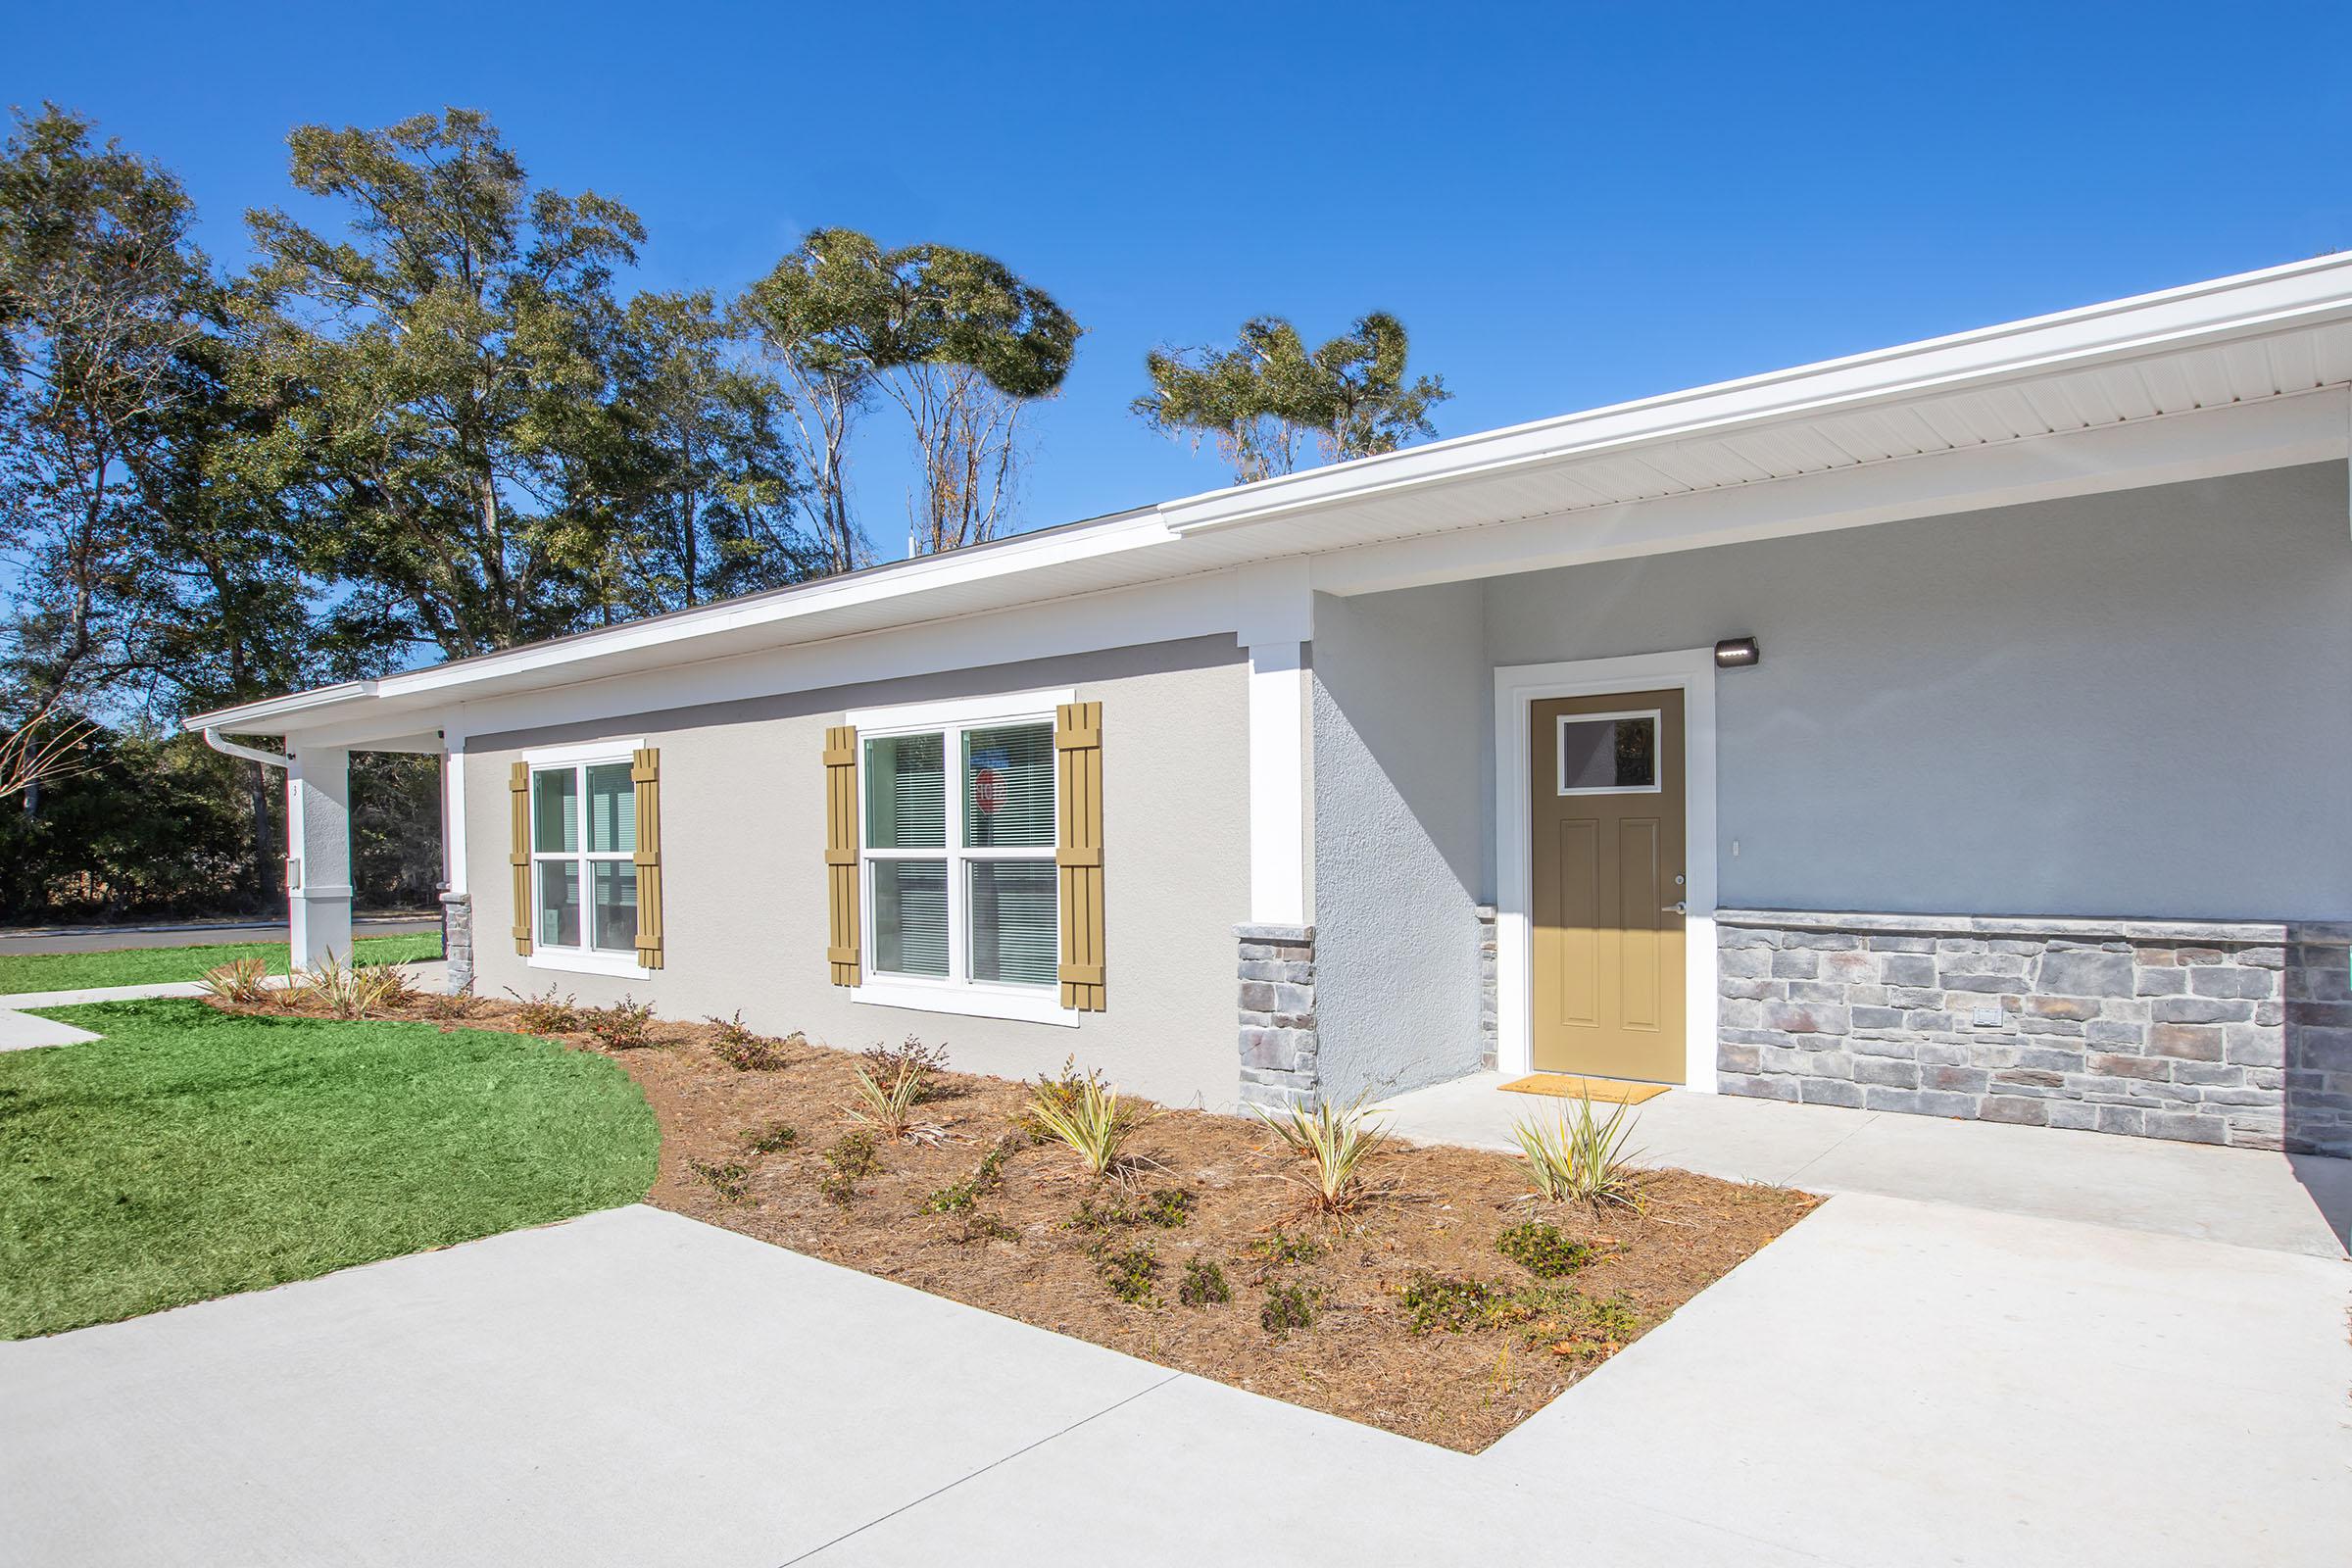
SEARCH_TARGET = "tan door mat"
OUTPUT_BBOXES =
[1497,1073,1672,1105]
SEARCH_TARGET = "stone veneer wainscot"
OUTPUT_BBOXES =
[1236,923,1318,1109]
[1716,909,2352,1156]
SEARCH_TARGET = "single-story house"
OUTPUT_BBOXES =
[194,256,2352,1157]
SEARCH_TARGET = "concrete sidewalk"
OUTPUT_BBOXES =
[4,1200,2343,1567]
[0,960,454,1051]
[1378,1070,2352,1259]
[0,915,438,954]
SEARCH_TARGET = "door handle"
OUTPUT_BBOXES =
[1663,901,1687,915]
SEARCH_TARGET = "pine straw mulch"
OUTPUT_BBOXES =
[214,988,1820,1453]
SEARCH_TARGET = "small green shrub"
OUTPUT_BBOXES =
[741,1120,799,1154]
[1098,1244,1160,1304]
[1249,1230,1326,1268]
[953,1212,1019,1245]
[1136,1188,1195,1228]
[1396,1271,1584,1335]
[1068,1187,1194,1234]
[690,1158,752,1203]
[923,1180,981,1214]
[583,996,657,1050]
[508,984,580,1035]
[1495,1221,1594,1279]
[1178,1257,1231,1307]
[707,1012,795,1071]
[819,1130,879,1204]
[1260,1282,1320,1337]
[422,984,478,1021]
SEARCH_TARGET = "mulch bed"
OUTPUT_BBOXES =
[217,988,1819,1452]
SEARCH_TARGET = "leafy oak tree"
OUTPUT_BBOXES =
[0,104,207,805]
[231,109,651,662]
[1132,311,1449,483]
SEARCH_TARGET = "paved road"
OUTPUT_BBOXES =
[0,915,439,955]
[4,1187,2345,1566]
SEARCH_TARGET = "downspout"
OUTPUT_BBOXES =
[201,727,290,770]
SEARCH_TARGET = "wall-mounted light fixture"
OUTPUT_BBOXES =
[1714,636,1761,669]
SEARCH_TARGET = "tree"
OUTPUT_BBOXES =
[591,289,813,613]
[876,244,1078,555]
[232,108,647,662]
[0,104,207,806]
[738,229,1078,564]
[736,228,894,575]
[1132,311,1449,483]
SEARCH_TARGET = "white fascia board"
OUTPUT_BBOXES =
[379,507,1174,703]
[183,681,377,733]
[1311,388,2352,599]
[1160,253,2352,536]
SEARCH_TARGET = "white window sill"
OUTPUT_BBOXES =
[851,978,1077,1028]
[528,949,653,981]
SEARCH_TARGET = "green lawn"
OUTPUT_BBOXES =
[0,932,441,995]
[0,999,657,1338]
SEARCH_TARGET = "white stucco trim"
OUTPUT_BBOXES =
[1494,649,1720,1092]
[845,688,1074,733]
[520,736,647,767]
[849,977,1080,1028]
[527,948,654,981]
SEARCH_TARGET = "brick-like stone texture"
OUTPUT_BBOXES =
[1237,923,1318,1110]
[439,889,473,995]
[1717,912,2352,1156]
[1476,905,1498,1072]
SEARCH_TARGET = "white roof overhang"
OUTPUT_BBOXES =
[191,253,2352,746]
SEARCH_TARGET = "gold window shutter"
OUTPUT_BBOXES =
[508,760,532,956]
[631,748,663,971]
[1054,702,1105,1011]
[823,725,860,986]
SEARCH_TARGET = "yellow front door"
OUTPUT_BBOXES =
[1530,690,1687,1083]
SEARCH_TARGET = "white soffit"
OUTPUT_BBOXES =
[190,253,2352,739]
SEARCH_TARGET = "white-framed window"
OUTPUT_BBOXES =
[526,739,649,978]
[851,690,1074,1027]
[1555,709,1663,796]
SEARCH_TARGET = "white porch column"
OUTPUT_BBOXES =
[1238,560,1314,925]
[286,745,352,970]
[1246,642,1309,925]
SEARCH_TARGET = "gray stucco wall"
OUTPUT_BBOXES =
[1485,462,2352,922]
[1309,582,1490,1103]
[466,636,1249,1107]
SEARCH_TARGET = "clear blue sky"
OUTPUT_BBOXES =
[10,0,2348,551]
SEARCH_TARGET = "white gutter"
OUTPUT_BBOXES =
[201,727,290,770]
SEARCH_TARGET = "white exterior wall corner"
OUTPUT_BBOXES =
[466,636,1250,1107]
[1307,583,1491,1104]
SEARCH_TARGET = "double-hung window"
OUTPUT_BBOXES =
[854,692,1070,1025]
[527,743,646,976]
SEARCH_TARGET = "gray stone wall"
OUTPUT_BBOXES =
[1717,910,2352,1156]
[1476,906,1498,1072]
[440,890,473,995]
[1237,923,1318,1109]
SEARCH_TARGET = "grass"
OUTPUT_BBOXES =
[0,933,442,995]
[0,999,656,1338]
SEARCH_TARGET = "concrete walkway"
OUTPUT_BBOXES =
[3,1200,2343,1567]
[0,960,454,1051]
[1377,1070,2352,1259]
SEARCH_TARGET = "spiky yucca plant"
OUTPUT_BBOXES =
[848,1060,929,1140]
[1024,1073,1149,1177]
[196,956,274,1005]
[1512,1093,1643,1208]
[1254,1097,1391,1212]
